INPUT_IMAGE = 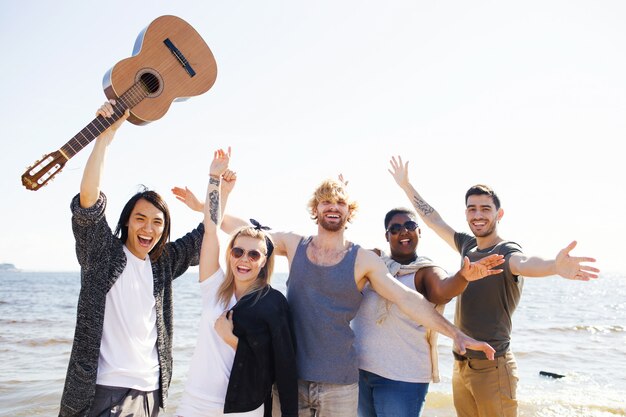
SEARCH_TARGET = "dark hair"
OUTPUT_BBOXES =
[114,186,171,261]
[465,184,501,210]
[384,207,417,230]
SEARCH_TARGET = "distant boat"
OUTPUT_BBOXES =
[0,263,20,272]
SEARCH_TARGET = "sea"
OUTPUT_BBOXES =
[1,271,624,417]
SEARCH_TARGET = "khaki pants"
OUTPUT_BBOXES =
[452,350,519,417]
[273,379,358,417]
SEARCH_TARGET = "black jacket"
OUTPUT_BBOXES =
[224,286,298,417]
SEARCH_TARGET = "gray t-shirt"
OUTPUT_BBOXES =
[286,237,363,383]
[454,232,523,358]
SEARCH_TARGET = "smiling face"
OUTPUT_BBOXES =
[125,198,165,260]
[316,198,350,232]
[386,213,420,262]
[465,194,502,238]
[229,235,267,286]
[307,179,358,231]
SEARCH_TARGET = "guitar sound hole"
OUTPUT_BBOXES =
[139,72,161,95]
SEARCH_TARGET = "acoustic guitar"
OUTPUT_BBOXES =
[21,15,217,191]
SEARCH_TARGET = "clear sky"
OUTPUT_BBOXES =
[1,1,625,275]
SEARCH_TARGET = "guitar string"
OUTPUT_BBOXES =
[36,75,164,185]
[61,78,158,158]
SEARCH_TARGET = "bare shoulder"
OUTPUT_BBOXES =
[356,246,382,264]
[422,265,448,280]
[355,247,388,282]
[271,230,304,255]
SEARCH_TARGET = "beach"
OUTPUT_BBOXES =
[1,271,624,416]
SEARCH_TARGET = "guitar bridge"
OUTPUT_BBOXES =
[164,38,196,77]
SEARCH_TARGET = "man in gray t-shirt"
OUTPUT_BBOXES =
[389,155,599,417]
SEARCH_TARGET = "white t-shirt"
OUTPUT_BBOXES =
[353,270,433,383]
[176,269,239,416]
[96,245,160,390]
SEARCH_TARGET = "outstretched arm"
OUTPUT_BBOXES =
[362,251,495,359]
[172,168,237,219]
[422,254,504,304]
[199,148,230,282]
[509,241,599,280]
[173,184,302,260]
[80,100,129,208]
[389,155,457,250]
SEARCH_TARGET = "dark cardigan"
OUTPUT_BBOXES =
[59,192,204,417]
[225,286,298,417]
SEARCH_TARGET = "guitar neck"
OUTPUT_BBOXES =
[61,81,149,159]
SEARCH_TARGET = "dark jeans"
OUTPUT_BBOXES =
[89,384,159,417]
[358,369,429,417]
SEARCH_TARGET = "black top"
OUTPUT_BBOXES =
[225,286,298,417]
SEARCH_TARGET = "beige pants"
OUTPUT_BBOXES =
[452,350,519,417]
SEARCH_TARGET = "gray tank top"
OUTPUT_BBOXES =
[286,236,362,384]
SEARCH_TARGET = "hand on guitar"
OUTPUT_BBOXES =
[96,100,130,146]
[79,101,129,208]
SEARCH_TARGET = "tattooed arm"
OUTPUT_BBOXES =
[388,155,458,250]
[199,148,231,282]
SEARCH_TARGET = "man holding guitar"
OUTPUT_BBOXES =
[60,100,211,417]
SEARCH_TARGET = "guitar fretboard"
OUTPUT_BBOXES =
[60,81,149,159]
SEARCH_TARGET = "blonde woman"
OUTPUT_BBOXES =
[175,149,297,417]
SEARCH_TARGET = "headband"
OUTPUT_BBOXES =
[250,218,274,258]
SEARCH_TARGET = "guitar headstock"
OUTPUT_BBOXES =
[22,150,68,191]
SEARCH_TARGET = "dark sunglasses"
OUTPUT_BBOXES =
[386,220,419,235]
[231,247,264,262]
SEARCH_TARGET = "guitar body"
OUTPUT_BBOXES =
[22,15,217,190]
[103,15,217,125]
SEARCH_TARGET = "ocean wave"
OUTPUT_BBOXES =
[0,318,60,325]
[522,324,624,335]
[570,324,624,334]
[524,400,626,417]
[17,337,72,347]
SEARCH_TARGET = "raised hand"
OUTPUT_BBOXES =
[221,169,237,195]
[388,155,410,188]
[171,186,203,212]
[459,254,505,282]
[555,241,599,281]
[95,100,129,145]
[210,147,231,178]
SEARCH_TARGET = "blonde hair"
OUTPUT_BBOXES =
[307,179,358,223]
[217,226,275,308]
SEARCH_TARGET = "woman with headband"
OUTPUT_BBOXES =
[175,148,297,417]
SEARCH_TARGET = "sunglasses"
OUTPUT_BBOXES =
[386,220,419,235]
[230,247,265,262]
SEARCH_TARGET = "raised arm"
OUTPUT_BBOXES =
[360,250,495,359]
[219,215,303,261]
[509,240,599,280]
[174,184,303,261]
[172,168,237,218]
[80,100,129,208]
[388,155,457,250]
[199,148,230,282]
